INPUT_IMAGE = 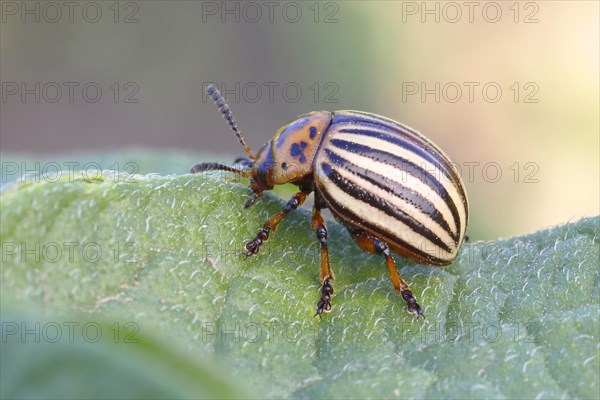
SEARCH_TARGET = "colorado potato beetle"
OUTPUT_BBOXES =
[191,85,468,318]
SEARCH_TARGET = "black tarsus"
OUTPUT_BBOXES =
[315,279,334,318]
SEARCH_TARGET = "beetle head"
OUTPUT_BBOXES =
[198,85,331,208]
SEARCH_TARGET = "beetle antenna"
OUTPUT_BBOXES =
[190,162,251,177]
[206,84,256,160]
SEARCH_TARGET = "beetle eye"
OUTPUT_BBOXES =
[281,162,288,171]
[233,157,254,170]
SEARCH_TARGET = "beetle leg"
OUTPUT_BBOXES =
[373,239,425,319]
[244,191,263,208]
[244,191,308,257]
[315,279,334,318]
[312,207,335,317]
[312,207,335,283]
[351,231,424,318]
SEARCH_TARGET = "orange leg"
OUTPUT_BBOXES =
[244,191,308,256]
[312,208,335,283]
[352,232,424,318]
[312,207,335,317]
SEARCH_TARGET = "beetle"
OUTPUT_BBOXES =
[191,84,468,318]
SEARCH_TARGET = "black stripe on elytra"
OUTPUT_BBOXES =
[325,149,458,243]
[319,162,453,253]
[317,166,448,264]
[328,139,462,235]
[332,111,421,136]
[352,121,468,224]
[336,126,455,182]
[333,114,467,226]
[340,123,467,210]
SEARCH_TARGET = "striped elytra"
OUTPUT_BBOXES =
[192,85,469,319]
[314,110,468,266]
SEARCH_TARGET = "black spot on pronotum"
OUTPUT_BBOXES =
[281,162,288,170]
[290,142,308,163]
[309,126,317,139]
[290,144,301,157]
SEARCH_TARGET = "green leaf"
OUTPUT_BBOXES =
[1,166,599,399]
[1,309,247,399]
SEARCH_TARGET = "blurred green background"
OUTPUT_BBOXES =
[1,1,598,240]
